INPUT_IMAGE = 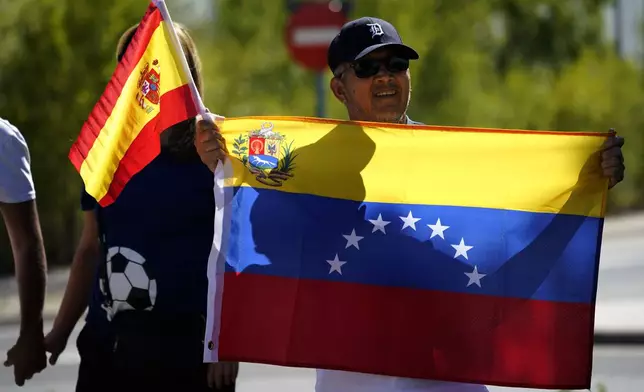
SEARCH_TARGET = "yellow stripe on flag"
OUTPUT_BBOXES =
[220,117,608,218]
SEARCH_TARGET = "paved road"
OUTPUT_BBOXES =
[1,322,643,392]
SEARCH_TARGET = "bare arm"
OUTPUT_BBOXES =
[50,211,100,337]
[0,200,47,335]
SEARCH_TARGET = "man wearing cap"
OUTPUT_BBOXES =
[194,15,625,392]
[327,17,420,126]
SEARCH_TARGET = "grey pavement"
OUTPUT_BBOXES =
[1,322,644,391]
[0,321,318,392]
[0,268,69,326]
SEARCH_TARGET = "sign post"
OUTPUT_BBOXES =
[285,0,351,118]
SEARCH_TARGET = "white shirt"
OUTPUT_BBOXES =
[316,369,490,392]
[0,117,36,203]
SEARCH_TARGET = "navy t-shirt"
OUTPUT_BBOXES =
[82,149,215,324]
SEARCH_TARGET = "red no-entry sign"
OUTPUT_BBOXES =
[285,2,349,72]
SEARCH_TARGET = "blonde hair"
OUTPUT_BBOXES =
[115,22,203,95]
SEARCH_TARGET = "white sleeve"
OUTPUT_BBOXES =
[0,128,36,203]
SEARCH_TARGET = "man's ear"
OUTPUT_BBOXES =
[330,77,347,104]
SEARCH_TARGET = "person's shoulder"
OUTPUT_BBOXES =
[0,117,28,150]
[405,116,425,126]
[0,117,35,203]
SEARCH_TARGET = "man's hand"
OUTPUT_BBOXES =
[195,112,228,173]
[601,130,625,189]
[4,328,47,386]
[207,361,239,390]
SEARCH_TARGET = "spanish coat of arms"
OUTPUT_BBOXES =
[136,59,160,114]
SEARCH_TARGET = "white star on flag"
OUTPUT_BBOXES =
[368,214,391,234]
[343,229,364,250]
[327,254,347,275]
[399,211,421,231]
[464,265,486,287]
[428,218,450,239]
[451,238,473,260]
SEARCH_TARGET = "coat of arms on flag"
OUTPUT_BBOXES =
[231,121,297,187]
[136,59,161,113]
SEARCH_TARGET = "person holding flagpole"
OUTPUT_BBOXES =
[45,2,238,391]
[194,16,625,392]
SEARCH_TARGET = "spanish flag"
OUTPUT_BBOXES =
[69,0,199,206]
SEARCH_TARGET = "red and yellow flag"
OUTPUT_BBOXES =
[69,1,199,207]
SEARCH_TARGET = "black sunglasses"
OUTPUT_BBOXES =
[349,56,410,78]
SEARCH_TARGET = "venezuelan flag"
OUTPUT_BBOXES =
[69,1,199,206]
[204,116,610,390]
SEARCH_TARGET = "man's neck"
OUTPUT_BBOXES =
[349,113,408,124]
[388,114,408,124]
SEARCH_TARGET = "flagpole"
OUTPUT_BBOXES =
[152,2,229,363]
[153,0,209,118]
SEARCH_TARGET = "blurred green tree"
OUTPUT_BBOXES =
[493,0,612,73]
[0,0,144,272]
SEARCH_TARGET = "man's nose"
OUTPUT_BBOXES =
[374,63,394,79]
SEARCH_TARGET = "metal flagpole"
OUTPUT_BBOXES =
[153,0,210,119]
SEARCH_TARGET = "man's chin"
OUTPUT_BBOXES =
[374,112,405,124]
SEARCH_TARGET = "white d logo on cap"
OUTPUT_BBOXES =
[367,23,384,38]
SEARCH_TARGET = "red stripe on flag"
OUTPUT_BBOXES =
[69,3,163,171]
[97,84,198,206]
[216,273,594,390]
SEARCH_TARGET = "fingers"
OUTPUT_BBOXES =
[207,362,238,390]
[4,346,14,367]
[600,134,624,151]
[13,364,29,387]
[14,373,24,387]
[196,125,226,149]
[223,362,237,386]
[207,362,225,390]
[195,113,228,173]
[201,132,227,149]
[4,341,47,387]
[196,118,219,135]
[233,361,239,380]
[206,363,216,389]
[600,132,626,189]
[608,170,624,189]
[44,331,65,366]
[196,112,224,134]
[601,156,622,170]
[11,359,44,386]
[214,362,223,389]
[48,350,60,366]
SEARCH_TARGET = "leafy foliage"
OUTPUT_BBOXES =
[278,140,298,174]
[232,134,249,166]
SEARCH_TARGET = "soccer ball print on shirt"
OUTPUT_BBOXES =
[104,246,157,315]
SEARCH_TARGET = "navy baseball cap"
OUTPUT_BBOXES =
[327,17,419,73]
